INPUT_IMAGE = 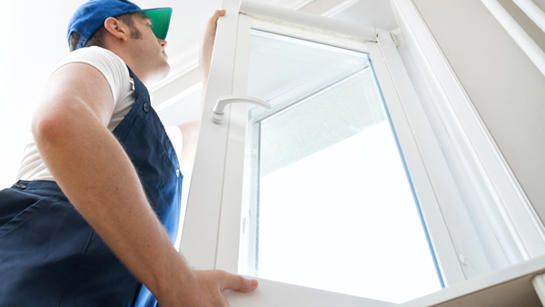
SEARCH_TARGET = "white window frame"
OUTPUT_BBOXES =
[390,0,545,266]
[151,0,545,304]
[181,0,465,287]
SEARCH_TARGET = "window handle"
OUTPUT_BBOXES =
[212,95,271,124]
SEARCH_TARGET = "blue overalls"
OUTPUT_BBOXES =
[0,67,182,306]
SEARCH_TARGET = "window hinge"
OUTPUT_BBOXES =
[389,29,402,48]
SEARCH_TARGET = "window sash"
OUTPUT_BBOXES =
[195,8,465,286]
[178,1,545,303]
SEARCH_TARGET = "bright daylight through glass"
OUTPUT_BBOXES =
[238,30,442,303]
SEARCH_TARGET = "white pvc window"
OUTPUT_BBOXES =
[178,1,545,306]
[181,3,460,303]
[235,30,441,303]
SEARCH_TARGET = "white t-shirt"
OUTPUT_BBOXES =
[17,46,136,181]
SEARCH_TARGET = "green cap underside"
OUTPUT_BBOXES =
[143,8,172,40]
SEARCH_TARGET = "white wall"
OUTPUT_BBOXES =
[409,0,545,221]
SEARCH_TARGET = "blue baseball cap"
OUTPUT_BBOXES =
[68,0,172,50]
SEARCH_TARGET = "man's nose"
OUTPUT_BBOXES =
[158,39,167,47]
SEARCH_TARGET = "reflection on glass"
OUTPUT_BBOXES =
[238,30,441,303]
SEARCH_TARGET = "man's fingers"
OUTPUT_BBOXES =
[220,272,258,293]
[213,9,226,21]
[209,9,226,28]
[204,9,226,39]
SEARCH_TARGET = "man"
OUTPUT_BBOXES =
[0,0,258,306]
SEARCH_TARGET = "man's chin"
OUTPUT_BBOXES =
[149,63,171,84]
[158,62,171,80]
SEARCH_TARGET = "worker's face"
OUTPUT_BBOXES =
[130,15,170,82]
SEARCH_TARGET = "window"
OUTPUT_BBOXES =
[177,1,545,305]
[235,30,440,303]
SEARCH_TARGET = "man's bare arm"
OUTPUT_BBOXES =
[176,10,227,175]
[32,62,194,301]
[32,63,256,306]
[200,10,225,83]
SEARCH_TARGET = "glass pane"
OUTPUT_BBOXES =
[238,30,442,303]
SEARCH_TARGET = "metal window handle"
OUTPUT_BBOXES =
[212,95,272,124]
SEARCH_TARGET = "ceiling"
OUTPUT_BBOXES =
[1,0,396,96]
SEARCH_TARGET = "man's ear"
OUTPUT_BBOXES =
[103,17,128,41]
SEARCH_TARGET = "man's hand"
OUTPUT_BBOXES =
[200,9,226,80]
[162,270,258,307]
